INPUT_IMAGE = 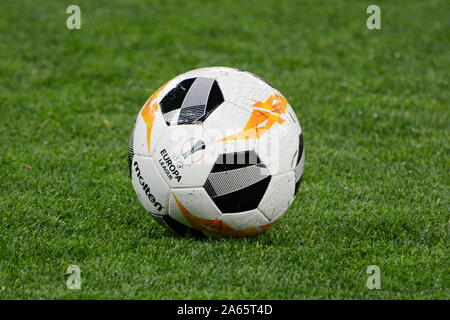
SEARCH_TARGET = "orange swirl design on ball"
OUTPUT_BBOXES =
[173,194,273,238]
[141,82,168,152]
[219,93,288,142]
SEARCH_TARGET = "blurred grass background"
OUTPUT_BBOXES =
[0,0,448,299]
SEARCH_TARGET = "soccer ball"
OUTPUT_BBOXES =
[128,67,304,238]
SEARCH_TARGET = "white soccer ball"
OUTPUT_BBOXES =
[129,67,304,238]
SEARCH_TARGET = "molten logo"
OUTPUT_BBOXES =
[134,161,163,211]
[219,93,288,142]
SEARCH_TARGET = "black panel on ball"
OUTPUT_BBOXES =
[209,176,271,213]
[297,133,304,164]
[210,150,261,173]
[159,77,224,125]
[294,133,304,195]
[205,150,272,214]
[128,121,136,177]
[294,175,303,195]
[204,80,224,120]
[159,78,195,116]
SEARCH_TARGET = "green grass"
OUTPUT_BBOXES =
[0,0,448,299]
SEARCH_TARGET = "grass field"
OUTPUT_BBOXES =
[0,0,448,299]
